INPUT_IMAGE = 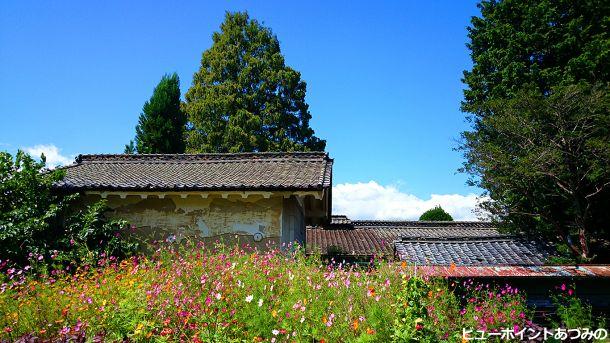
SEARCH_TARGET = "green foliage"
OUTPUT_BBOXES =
[55,201,139,268]
[125,73,186,154]
[391,276,529,342]
[461,84,610,260]
[550,284,606,333]
[462,0,609,118]
[124,141,136,154]
[184,11,326,153]
[461,0,610,260]
[0,151,138,269]
[0,151,70,266]
[391,276,431,341]
[419,206,453,221]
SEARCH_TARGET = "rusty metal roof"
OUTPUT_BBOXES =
[413,265,610,278]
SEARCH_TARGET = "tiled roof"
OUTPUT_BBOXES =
[306,219,502,258]
[54,152,333,191]
[306,227,395,256]
[352,220,495,229]
[306,216,553,266]
[330,215,352,225]
[395,238,550,266]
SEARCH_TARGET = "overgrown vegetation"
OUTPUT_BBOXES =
[0,151,138,270]
[1,242,545,342]
[550,283,606,333]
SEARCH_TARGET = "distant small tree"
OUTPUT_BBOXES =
[419,206,454,221]
[125,73,186,154]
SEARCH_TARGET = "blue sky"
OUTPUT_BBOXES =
[0,1,484,219]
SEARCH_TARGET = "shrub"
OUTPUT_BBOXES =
[551,284,606,332]
[419,206,453,221]
[0,150,138,271]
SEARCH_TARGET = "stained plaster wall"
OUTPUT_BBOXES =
[85,194,284,248]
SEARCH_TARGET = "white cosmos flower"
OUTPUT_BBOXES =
[258,298,263,307]
[272,329,279,336]
[245,295,253,303]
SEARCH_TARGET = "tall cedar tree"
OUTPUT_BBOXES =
[460,0,610,260]
[125,73,186,154]
[183,12,325,153]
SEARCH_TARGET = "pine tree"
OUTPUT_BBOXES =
[183,11,325,153]
[125,73,186,154]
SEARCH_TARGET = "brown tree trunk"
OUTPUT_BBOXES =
[578,227,589,260]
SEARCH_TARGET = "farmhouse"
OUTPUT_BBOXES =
[306,215,551,264]
[307,215,610,309]
[54,152,610,308]
[54,152,333,248]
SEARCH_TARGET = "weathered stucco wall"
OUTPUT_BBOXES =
[85,194,283,248]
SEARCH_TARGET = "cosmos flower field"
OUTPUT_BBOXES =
[1,242,538,342]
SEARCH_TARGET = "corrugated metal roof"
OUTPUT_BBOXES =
[413,265,610,278]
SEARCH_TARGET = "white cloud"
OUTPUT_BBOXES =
[23,144,73,167]
[332,181,486,221]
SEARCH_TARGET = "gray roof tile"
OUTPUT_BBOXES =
[54,152,333,191]
[306,215,553,266]
[394,238,550,266]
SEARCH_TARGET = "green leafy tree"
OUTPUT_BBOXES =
[462,0,609,119]
[460,0,610,260]
[419,206,454,221]
[0,151,138,268]
[184,11,326,153]
[125,73,186,154]
[462,85,610,260]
